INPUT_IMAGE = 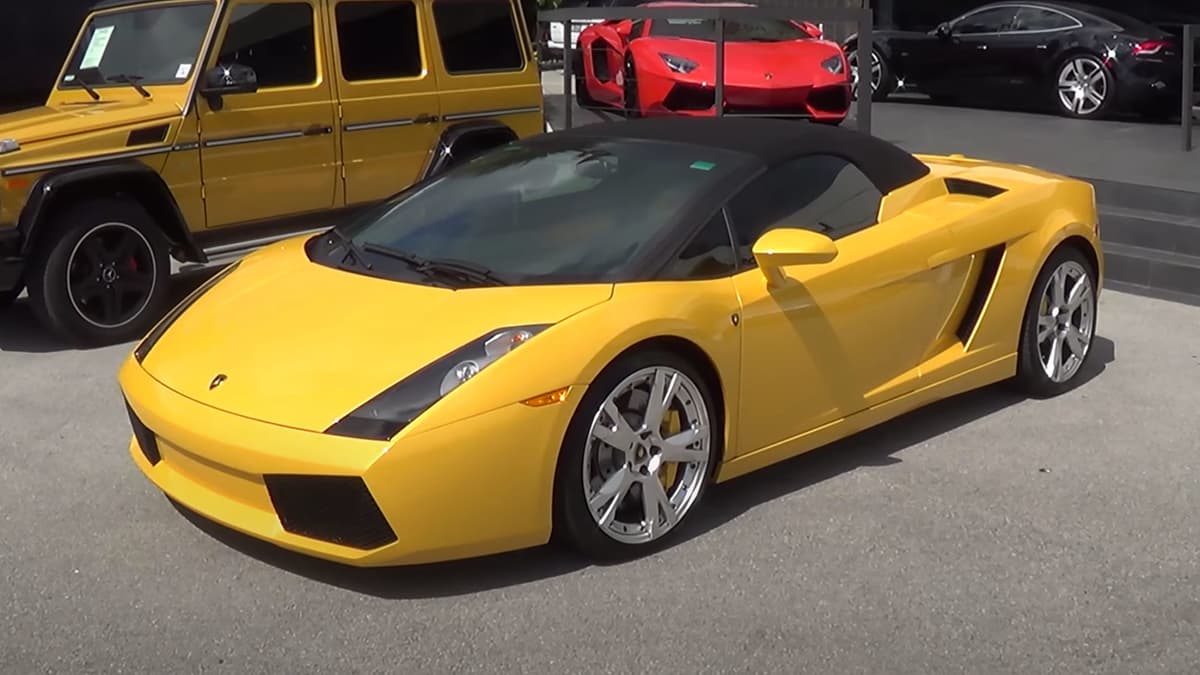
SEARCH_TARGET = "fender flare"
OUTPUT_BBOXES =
[420,120,520,180]
[17,161,206,262]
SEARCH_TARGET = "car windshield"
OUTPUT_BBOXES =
[649,17,809,41]
[60,1,215,91]
[335,136,750,285]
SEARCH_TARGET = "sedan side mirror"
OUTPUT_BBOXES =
[935,22,951,38]
[752,228,838,286]
[198,64,259,110]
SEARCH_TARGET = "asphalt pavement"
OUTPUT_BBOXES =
[2,269,1198,673]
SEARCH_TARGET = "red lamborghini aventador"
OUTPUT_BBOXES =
[574,1,851,123]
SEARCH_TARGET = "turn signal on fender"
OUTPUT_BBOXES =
[521,387,571,407]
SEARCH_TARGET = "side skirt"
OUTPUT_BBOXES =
[714,353,1017,483]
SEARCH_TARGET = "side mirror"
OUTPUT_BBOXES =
[798,21,824,39]
[198,64,258,110]
[752,228,838,285]
[934,22,951,38]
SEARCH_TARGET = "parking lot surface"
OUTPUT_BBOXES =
[2,275,1197,673]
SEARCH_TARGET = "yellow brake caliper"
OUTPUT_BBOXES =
[659,409,681,490]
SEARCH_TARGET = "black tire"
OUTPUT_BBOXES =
[848,45,893,101]
[552,348,722,561]
[1013,244,1099,398]
[622,54,641,118]
[26,197,172,346]
[1051,53,1114,120]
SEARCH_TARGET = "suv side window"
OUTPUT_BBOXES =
[219,3,318,88]
[432,0,525,74]
[334,1,423,80]
[660,209,738,279]
[726,154,883,266]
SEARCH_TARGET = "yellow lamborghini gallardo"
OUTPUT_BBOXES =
[118,117,1103,567]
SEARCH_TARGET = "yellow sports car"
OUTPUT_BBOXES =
[118,117,1102,567]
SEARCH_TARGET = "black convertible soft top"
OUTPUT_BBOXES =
[550,116,931,194]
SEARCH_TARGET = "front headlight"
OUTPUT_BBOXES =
[821,55,844,74]
[660,52,698,74]
[133,260,242,362]
[324,324,551,441]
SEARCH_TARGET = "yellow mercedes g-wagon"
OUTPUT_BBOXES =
[0,0,545,344]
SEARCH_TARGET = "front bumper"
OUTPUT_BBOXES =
[118,355,585,567]
[640,71,851,121]
[0,228,23,293]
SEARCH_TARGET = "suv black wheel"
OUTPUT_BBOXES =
[27,197,171,346]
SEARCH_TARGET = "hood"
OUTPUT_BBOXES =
[0,99,182,148]
[139,237,614,433]
[649,38,843,86]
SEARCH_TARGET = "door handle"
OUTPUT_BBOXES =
[976,44,988,50]
[302,124,332,136]
[1036,44,1047,49]
[413,113,440,124]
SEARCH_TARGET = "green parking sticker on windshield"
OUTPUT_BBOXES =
[690,160,716,171]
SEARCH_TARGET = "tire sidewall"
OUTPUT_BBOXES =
[1015,245,1098,397]
[552,348,722,560]
[28,197,171,346]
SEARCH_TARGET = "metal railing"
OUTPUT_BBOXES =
[538,3,875,134]
[1183,24,1199,151]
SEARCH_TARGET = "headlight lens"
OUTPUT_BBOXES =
[821,55,844,74]
[324,324,551,441]
[660,52,698,74]
[133,260,242,362]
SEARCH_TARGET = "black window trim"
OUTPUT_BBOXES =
[948,3,1082,36]
[431,0,528,76]
[332,0,425,83]
[216,0,321,90]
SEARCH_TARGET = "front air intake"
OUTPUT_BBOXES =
[125,401,161,465]
[263,475,398,550]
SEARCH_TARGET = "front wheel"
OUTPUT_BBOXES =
[26,197,172,346]
[1053,55,1113,119]
[553,349,720,560]
[847,46,892,101]
[1013,245,1098,397]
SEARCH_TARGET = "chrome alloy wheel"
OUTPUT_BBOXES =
[1036,260,1095,383]
[582,366,712,544]
[848,48,880,98]
[1057,57,1107,116]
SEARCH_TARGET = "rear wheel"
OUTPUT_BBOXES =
[1053,54,1113,119]
[1013,245,1098,397]
[27,197,171,346]
[847,45,892,101]
[553,349,720,560]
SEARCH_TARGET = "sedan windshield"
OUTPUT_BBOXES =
[60,2,215,91]
[335,136,749,285]
[649,17,809,41]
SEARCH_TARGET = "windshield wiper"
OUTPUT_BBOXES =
[75,79,101,101]
[362,243,509,287]
[107,74,151,98]
[327,229,373,270]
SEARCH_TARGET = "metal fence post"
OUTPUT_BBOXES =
[1184,24,1194,151]
[562,20,574,130]
[856,7,872,135]
[715,17,725,117]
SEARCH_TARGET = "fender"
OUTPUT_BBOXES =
[420,121,519,180]
[17,161,207,263]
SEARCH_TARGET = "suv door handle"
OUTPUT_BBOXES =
[413,113,439,124]
[302,124,332,136]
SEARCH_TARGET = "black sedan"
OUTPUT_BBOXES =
[843,1,1186,120]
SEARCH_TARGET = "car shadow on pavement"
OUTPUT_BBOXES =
[170,335,1114,600]
[0,265,224,354]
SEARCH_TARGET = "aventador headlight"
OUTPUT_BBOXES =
[821,55,844,74]
[660,53,698,74]
[324,324,551,441]
[133,260,242,363]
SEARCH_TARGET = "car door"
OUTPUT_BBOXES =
[329,0,442,206]
[196,0,338,228]
[938,5,1020,96]
[725,154,963,458]
[580,20,634,106]
[998,5,1081,91]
